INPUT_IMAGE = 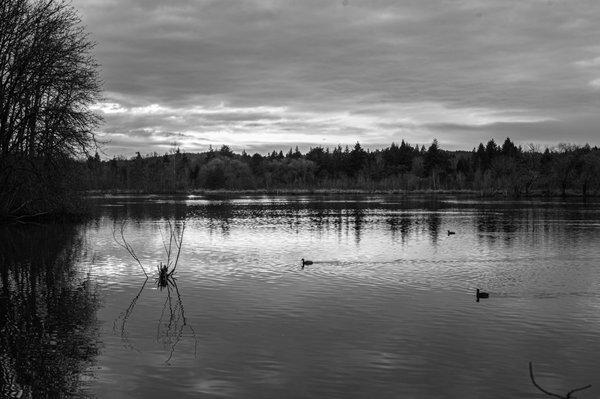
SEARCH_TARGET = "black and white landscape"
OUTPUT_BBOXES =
[1,1,599,398]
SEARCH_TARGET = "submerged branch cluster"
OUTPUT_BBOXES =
[112,219,195,363]
[113,219,186,284]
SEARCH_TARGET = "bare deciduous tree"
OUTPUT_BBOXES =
[0,0,101,218]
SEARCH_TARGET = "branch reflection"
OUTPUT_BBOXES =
[113,219,197,365]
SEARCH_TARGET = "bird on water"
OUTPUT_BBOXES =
[476,288,489,301]
[301,258,313,267]
[447,230,456,235]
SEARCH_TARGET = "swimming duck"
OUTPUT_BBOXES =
[301,258,313,267]
[447,230,456,235]
[476,288,489,300]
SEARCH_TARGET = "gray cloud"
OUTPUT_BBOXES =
[76,0,600,156]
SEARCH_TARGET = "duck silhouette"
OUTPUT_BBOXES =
[447,230,456,236]
[301,258,313,267]
[476,288,489,302]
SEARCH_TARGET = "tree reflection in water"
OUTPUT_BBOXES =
[0,223,99,398]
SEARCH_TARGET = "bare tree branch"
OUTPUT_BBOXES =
[112,222,148,278]
[168,220,186,276]
[529,362,592,399]
[0,0,102,218]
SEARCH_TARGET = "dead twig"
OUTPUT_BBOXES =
[529,362,592,399]
[155,220,186,287]
[112,222,148,277]
[168,220,186,276]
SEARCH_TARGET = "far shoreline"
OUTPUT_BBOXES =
[85,188,600,199]
[3,189,596,225]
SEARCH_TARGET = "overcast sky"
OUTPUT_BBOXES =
[77,0,600,156]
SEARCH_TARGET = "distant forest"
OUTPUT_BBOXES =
[82,138,600,197]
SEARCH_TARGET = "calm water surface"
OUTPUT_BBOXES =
[2,195,600,398]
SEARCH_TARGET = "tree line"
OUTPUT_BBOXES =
[82,138,600,197]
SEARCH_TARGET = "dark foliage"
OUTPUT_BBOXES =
[0,0,101,219]
[82,139,600,196]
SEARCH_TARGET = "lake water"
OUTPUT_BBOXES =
[2,195,600,398]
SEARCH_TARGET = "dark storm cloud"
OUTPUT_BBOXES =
[77,0,600,156]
